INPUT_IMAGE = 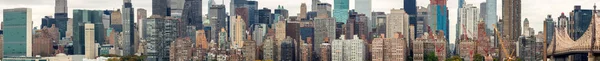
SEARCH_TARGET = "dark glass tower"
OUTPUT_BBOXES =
[247,1,258,26]
[182,0,203,30]
[153,0,169,16]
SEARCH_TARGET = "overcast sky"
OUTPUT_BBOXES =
[1,0,600,43]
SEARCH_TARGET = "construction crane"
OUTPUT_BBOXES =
[493,24,515,61]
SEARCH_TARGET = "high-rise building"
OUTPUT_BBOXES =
[386,9,409,39]
[209,5,227,43]
[84,23,96,59]
[558,13,568,29]
[263,37,275,61]
[137,9,147,40]
[182,0,203,30]
[316,3,332,18]
[169,37,193,61]
[523,19,530,36]
[544,15,555,46]
[169,0,185,14]
[372,12,386,34]
[331,35,365,61]
[287,21,301,40]
[486,0,498,30]
[72,9,103,55]
[232,16,246,49]
[122,0,135,55]
[274,6,289,20]
[459,4,480,39]
[247,1,258,26]
[355,0,371,23]
[55,0,68,39]
[153,0,169,16]
[404,0,417,39]
[280,37,296,61]
[416,7,428,38]
[144,15,179,61]
[428,0,449,42]
[32,25,59,57]
[333,0,349,23]
[111,10,123,32]
[41,16,56,29]
[320,41,331,61]
[242,37,256,61]
[313,18,335,59]
[299,3,308,20]
[568,5,593,40]
[230,0,247,16]
[501,0,520,59]
[258,8,273,25]
[312,0,321,11]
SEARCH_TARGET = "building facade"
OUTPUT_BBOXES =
[458,4,480,39]
[84,23,96,59]
[386,9,409,39]
[333,0,349,23]
[3,8,33,57]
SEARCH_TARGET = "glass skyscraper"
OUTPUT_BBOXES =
[333,0,349,23]
[2,8,33,57]
[72,9,104,55]
[486,0,498,30]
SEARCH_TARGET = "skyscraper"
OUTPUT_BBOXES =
[386,9,409,39]
[55,0,68,39]
[84,23,96,59]
[312,0,321,11]
[209,5,227,44]
[428,0,449,43]
[459,4,479,39]
[258,8,273,25]
[230,0,247,17]
[486,0,498,30]
[299,3,308,20]
[247,1,258,26]
[137,8,147,40]
[153,0,169,16]
[182,0,203,30]
[568,5,593,40]
[72,9,103,55]
[122,0,135,56]
[3,8,33,57]
[355,0,372,31]
[333,0,349,23]
[170,0,185,14]
[501,0,521,60]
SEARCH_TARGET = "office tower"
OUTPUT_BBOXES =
[1,9,34,56]
[102,10,112,29]
[209,5,227,44]
[32,25,59,57]
[300,23,314,42]
[558,13,568,29]
[457,0,464,38]
[144,15,179,61]
[170,0,185,14]
[170,37,192,61]
[299,3,308,20]
[275,19,287,41]
[333,0,349,23]
[232,16,246,49]
[386,9,409,39]
[287,21,301,40]
[480,3,487,20]
[41,16,56,28]
[568,5,593,40]
[300,38,313,61]
[345,10,357,39]
[72,9,102,55]
[428,0,449,41]
[372,12,386,34]
[544,15,555,46]
[263,37,275,60]
[501,0,521,59]
[274,6,289,20]
[459,4,479,39]
[111,10,123,32]
[404,0,417,38]
[243,37,256,61]
[247,1,258,26]
[236,7,249,23]
[486,0,498,30]
[153,0,169,16]
[281,37,296,61]
[182,0,203,30]
[313,18,335,58]
[258,8,273,24]
[55,0,68,39]
[355,0,371,22]
[252,24,267,45]
[84,23,95,59]
[137,9,147,40]
[320,41,332,61]
[416,7,428,38]
[331,35,365,61]
[312,0,321,11]
[523,19,530,36]
[231,0,247,16]
[122,0,135,56]
[316,3,332,18]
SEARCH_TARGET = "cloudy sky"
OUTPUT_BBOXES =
[1,0,600,43]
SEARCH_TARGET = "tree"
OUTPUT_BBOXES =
[425,52,439,61]
[473,54,485,61]
[445,56,464,61]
